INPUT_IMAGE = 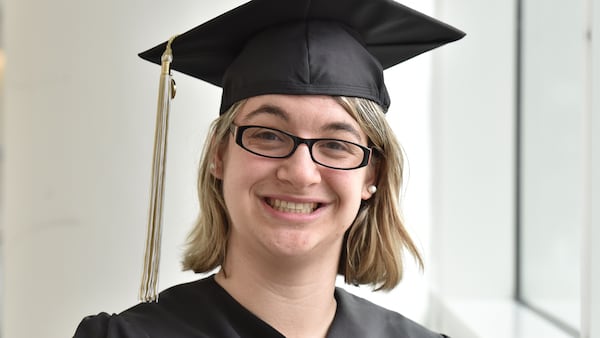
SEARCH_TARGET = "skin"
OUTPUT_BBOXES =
[212,94,377,338]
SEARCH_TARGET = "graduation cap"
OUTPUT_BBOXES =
[138,0,465,302]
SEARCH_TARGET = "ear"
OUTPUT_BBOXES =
[210,138,227,180]
[361,162,378,200]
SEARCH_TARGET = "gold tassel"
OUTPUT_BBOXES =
[139,35,178,302]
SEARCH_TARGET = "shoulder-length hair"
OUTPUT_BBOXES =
[182,97,423,290]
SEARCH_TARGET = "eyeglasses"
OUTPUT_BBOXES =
[232,125,372,170]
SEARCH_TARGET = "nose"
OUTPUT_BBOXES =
[276,144,322,188]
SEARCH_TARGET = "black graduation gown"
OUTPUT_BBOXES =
[73,275,448,338]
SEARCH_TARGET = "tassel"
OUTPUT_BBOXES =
[139,35,178,302]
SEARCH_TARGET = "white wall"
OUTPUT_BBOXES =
[1,1,242,337]
[429,0,517,336]
[431,0,516,300]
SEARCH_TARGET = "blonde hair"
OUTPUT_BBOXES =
[182,97,423,290]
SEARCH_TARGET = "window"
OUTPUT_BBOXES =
[517,0,589,335]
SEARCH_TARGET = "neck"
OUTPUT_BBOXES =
[215,238,341,338]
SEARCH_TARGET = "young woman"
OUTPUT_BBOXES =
[74,0,464,337]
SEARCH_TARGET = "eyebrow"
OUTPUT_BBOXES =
[319,122,363,142]
[241,104,290,123]
[241,103,363,142]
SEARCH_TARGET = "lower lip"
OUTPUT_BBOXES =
[261,199,324,222]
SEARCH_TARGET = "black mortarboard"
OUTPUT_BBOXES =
[137,0,464,302]
[139,0,465,114]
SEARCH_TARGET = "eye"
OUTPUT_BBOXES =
[316,140,361,158]
[256,131,282,141]
[242,127,292,154]
[247,128,285,142]
[321,140,350,151]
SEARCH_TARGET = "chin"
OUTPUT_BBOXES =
[266,231,340,260]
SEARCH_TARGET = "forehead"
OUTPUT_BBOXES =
[237,94,359,127]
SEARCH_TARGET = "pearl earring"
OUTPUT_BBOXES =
[368,185,377,194]
[209,163,216,171]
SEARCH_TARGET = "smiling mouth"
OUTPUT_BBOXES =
[266,198,321,214]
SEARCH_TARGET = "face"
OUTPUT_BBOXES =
[213,95,376,262]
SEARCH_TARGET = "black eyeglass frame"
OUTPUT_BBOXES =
[231,124,372,170]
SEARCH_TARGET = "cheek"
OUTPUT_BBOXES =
[331,169,369,198]
[220,147,249,211]
[221,142,259,179]
[328,173,367,216]
[220,148,273,211]
[222,150,271,185]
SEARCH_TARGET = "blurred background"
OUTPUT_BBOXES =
[0,0,598,337]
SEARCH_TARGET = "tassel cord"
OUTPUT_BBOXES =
[140,35,178,302]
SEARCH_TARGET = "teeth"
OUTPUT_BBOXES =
[268,199,318,214]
